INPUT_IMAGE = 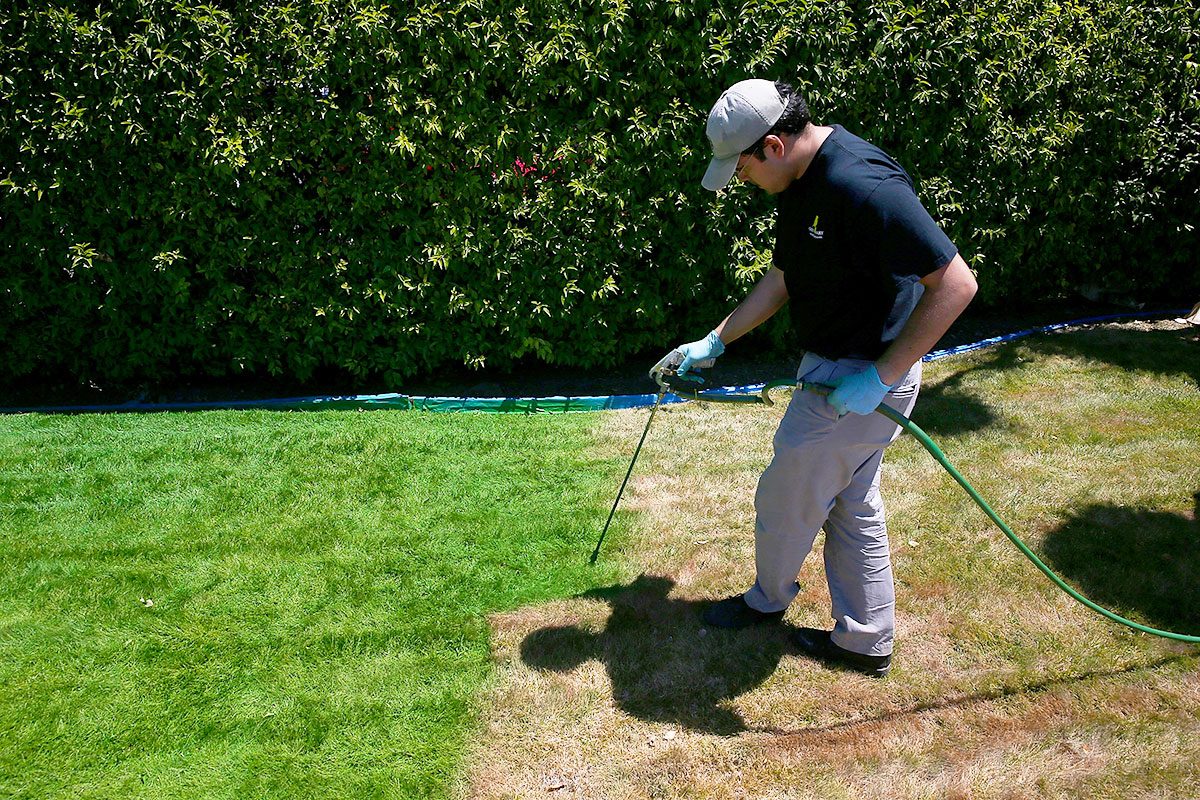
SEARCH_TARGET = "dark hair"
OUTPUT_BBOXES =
[742,81,812,159]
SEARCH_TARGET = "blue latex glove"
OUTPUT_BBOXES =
[675,331,725,379]
[826,365,891,416]
[651,331,725,383]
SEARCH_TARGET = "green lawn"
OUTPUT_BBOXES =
[0,411,622,799]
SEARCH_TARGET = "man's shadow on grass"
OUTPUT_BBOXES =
[1041,491,1200,636]
[519,574,787,735]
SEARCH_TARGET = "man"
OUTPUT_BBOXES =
[663,79,977,678]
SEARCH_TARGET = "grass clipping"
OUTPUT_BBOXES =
[463,321,1200,800]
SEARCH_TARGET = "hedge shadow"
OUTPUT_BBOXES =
[1041,493,1200,638]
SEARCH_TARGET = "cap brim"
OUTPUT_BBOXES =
[702,153,738,191]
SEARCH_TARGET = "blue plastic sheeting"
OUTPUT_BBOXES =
[922,310,1189,362]
[0,391,681,415]
[1,310,1187,415]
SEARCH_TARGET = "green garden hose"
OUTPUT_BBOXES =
[670,374,1200,644]
[867,396,1200,644]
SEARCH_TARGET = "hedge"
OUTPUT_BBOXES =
[1,0,1197,387]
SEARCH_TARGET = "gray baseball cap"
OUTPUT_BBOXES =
[701,79,786,191]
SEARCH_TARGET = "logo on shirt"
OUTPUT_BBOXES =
[808,215,824,240]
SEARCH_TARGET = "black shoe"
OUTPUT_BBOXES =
[701,595,785,629]
[791,627,891,678]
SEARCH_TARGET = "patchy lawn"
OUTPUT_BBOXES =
[466,321,1200,799]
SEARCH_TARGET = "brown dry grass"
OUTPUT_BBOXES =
[457,322,1200,800]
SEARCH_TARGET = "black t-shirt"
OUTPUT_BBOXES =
[773,125,958,360]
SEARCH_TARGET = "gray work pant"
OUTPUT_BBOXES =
[743,352,921,657]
